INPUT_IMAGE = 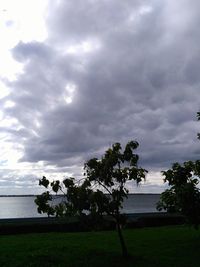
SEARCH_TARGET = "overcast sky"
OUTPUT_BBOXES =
[0,0,200,194]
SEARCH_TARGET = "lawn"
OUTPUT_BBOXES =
[0,225,200,267]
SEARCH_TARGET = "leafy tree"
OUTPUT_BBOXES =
[35,141,147,258]
[157,161,200,228]
[157,112,200,228]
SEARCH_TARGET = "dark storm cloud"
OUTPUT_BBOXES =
[2,0,200,187]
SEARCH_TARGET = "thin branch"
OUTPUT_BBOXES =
[74,177,86,185]
[97,179,112,195]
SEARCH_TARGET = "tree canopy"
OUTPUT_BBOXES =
[157,112,200,228]
[35,140,147,257]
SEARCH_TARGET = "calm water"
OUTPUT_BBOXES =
[0,194,161,219]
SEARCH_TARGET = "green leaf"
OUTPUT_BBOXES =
[39,176,49,188]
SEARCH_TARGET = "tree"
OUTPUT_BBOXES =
[35,141,147,258]
[157,161,200,228]
[157,112,200,228]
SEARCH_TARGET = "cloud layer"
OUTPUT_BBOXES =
[1,0,200,193]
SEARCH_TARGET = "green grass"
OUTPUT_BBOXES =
[0,225,200,267]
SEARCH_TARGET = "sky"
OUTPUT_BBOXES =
[0,0,199,194]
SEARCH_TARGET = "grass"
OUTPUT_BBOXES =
[0,225,200,267]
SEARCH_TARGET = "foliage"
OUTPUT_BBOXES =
[157,112,200,228]
[83,141,147,219]
[157,161,200,227]
[35,141,147,257]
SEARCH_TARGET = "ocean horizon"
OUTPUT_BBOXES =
[0,194,162,219]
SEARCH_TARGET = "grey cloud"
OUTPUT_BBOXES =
[46,0,147,44]
[1,0,200,193]
[12,41,52,62]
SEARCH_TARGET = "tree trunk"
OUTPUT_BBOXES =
[116,220,129,258]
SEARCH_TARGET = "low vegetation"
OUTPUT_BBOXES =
[0,226,200,267]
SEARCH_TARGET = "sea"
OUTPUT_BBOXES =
[0,194,162,219]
